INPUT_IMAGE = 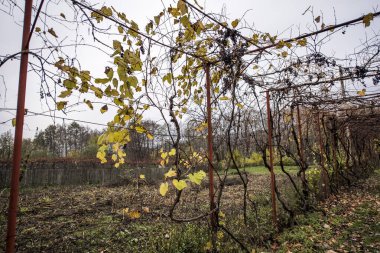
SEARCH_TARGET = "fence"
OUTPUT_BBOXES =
[0,159,164,188]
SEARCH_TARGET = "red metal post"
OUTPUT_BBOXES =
[6,0,33,252]
[266,91,277,229]
[205,64,217,248]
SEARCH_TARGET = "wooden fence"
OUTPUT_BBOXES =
[0,159,165,188]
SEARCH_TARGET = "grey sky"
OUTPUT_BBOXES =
[0,0,379,138]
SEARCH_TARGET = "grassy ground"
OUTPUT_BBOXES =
[233,166,299,175]
[275,170,380,253]
[0,170,379,252]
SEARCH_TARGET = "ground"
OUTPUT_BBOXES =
[0,169,379,252]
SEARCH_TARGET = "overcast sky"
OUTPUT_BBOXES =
[0,0,379,138]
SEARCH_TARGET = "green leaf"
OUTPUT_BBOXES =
[188,170,206,185]
[159,182,169,196]
[231,19,239,28]
[172,179,187,191]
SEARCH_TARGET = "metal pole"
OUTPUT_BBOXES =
[266,91,277,229]
[205,64,217,244]
[6,1,33,252]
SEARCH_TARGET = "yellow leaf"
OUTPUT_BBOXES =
[236,103,243,109]
[111,154,117,161]
[121,208,129,215]
[161,152,168,159]
[11,118,16,127]
[56,101,67,110]
[139,174,145,179]
[128,210,141,219]
[146,133,154,140]
[165,169,177,179]
[231,19,239,28]
[357,89,366,96]
[177,0,188,15]
[159,182,169,196]
[135,125,145,133]
[100,104,108,113]
[281,51,288,58]
[84,99,93,110]
[219,96,229,101]
[188,170,206,185]
[172,179,187,190]
[58,90,72,98]
[168,148,176,156]
[363,13,374,27]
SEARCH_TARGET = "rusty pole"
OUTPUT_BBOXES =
[205,64,217,242]
[266,91,277,229]
[315,112,328,199]
[6,0,33,252]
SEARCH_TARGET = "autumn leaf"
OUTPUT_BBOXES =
[56,101,67,110]
[188,170,206,185]
[357,89,366,96]
[58,90,72,98]
[164,169,177,179]
[84,99,93,110]
[231,19,239,28]
[177,0,188,15]
[363,13,374,27]
[139,174,145,179]
[11,118,16,127]
[315,16,321,23]
[172,179,187,190]
[100,104,108,113]
[168,148,176,156]
[48,28,58,38]
[159,182,169,196]
[128,210,141,219]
